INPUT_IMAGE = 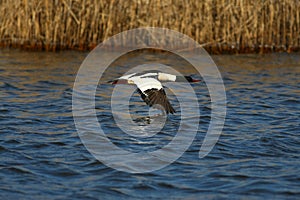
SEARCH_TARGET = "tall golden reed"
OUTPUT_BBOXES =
[0,0,299,53]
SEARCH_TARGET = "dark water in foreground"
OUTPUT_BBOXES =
[0,50,299,199]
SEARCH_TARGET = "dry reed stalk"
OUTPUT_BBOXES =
[0,0,299,53]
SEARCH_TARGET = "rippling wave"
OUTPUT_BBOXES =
[0,50,299,199]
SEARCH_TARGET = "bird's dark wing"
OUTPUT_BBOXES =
[137,88,176,114]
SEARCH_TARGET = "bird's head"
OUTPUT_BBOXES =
[184,76,201,83]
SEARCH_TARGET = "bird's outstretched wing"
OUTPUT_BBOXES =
[138,88,176,114]
[108,75,176,114]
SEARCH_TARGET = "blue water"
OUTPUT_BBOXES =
[0,50,299,199]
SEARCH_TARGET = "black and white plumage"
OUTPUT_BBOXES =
[108,70,200,114]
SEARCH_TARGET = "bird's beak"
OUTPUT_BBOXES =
[107,80,118,84]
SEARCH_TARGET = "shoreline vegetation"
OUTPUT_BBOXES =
[0,0,299,54]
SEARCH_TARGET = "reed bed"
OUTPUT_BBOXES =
[0,0,299,53]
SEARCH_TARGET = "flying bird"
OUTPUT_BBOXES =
[108,70,200,115]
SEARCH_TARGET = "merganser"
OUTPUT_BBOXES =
[108,70,201,114]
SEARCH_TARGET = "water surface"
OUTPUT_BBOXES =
[0,50,299,199]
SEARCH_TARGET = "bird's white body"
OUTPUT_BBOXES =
[158,72,176,82]
[120,71,177,93]
[129,77,163,92]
